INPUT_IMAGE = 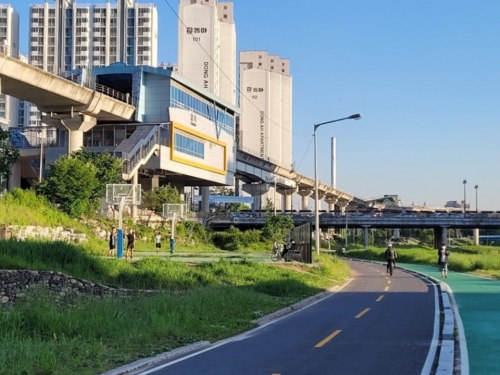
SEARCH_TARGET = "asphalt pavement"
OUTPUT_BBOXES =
[102,253,500,375]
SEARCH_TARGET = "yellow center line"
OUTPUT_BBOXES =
[355,308,370,318]
[376,295,384,302]
[384,286,389,292]
[387,280,391,284]
[314,329,342,348]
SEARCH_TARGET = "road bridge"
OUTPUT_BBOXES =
[207,211,500,248]
[0,50,135,152]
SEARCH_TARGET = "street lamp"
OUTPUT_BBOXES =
[463,179,467,217]
[475,184,478,213]
[314,114,362,254]
[39,128,45,182]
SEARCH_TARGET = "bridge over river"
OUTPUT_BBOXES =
[207,211,500,248]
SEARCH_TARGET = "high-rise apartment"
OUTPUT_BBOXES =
[27,0,158,126]
[178,0,236,105]
[239,51,292,169]
[0,4,19,128]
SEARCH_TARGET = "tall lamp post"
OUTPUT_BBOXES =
[462,179,467,217]
[39,128,45,182]
[475,184,478,213]
[314,114,362,254]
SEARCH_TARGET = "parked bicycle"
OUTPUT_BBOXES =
[271,241,303,263]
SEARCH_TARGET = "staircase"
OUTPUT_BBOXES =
[114,125,162,180]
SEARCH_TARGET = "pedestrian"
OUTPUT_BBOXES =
[384,243,397,275]
[438,243,450,278]
[125,229,135,260]
[108,227,116,257]
[341,247,346,257]
[155,231,162,254]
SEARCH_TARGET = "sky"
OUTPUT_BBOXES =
[13,0,500,210]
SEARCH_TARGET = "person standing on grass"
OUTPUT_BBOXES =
[108,227,116,257]
[438,243,450,278]
[155,232,162,254]
[125,229,135,260]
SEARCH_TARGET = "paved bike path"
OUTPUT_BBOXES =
[397,263,500,375]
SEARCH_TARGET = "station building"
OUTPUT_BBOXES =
[11,63,239,204]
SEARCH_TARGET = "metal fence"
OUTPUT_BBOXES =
[290,222,312,264]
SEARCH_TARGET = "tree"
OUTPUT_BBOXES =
[0,128,20,185]
[36,155,100,217]
[263,197,275,213]
[262,214,295,244]
[71,149,122,199]
[140,185,183,216]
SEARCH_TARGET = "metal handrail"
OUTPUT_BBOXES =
[121,126,159,175]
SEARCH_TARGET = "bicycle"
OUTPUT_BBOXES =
[271,242,303,263]
[271,242,285,262]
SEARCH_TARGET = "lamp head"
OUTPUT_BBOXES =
[349,114,362,120]
[463,179,467,184]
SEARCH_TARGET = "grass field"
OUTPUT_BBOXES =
[0,238,349,375]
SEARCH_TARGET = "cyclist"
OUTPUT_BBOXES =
[384,243,397,276]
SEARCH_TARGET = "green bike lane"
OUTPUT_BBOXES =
[398,263,500,375]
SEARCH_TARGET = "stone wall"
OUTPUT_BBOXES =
[0,270,155,307]
[9,226,88,242]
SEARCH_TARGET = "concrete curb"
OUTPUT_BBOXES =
[99,341,210,375]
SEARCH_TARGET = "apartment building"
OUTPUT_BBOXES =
[27,0,158,125]
[178,0,236,106]
[0,4,19,128]
[239,50,292,169]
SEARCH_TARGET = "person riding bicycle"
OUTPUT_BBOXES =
[384,243,397,274]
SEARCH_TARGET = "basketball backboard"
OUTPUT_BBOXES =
[163,203,188,220]
[106,184,141,206]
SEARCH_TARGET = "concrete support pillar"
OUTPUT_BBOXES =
[8,161,21,191]
[393,229,401,239]
[138,176,159,191]
[337,200,349,215]
[297,189,313,210]
[253,194,262,212]
[242,183,270,212]
[234,177,240,196]
[283,189,293,211]
[324,197,338,212]
[201,186,210,213]
[363,226,370,249]
[42,113,96,154]
[69,130,84,153]
[301,195,308,210]
[131,173,139,220]
[473,228,479,246]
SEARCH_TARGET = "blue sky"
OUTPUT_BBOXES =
[15,0,500,209]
